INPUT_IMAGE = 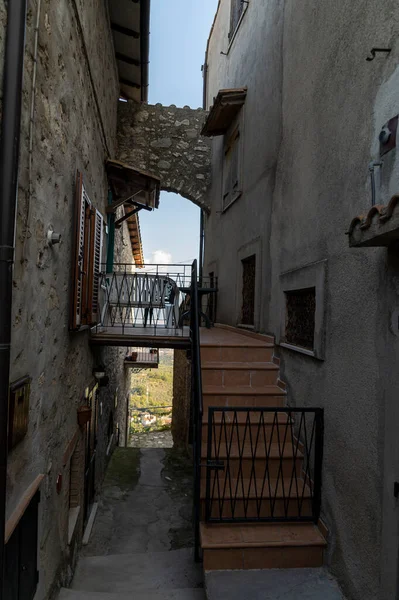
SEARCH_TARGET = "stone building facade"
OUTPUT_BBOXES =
[203,1,399,599]
[1,1,135,597]
[117,102,212,210]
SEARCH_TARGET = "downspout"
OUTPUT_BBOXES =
[199,58,209,285]
[0,0,28,595]
[140,0,151,103]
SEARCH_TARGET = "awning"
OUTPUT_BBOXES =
[108,0,150,102]
[201,88,247,137]
[106,159,160,210]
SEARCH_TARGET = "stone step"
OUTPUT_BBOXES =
[59,589,206,600]
[201,346,273,363]
[202,385,286,410]
[201,362,279,387]
[200,522,326,571]
[70,549,203,594]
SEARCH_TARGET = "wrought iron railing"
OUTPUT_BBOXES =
[204,407,324,524]
[190,260,204,562]
[124,347,159,366]
[94,263,216,336]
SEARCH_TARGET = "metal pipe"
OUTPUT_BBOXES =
[0,0,28,593]
[140,0,151,103]
[199,209,204,286]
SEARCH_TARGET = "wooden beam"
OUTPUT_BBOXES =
[111,22,140,39]
[116,52,141,67]
[119,77,141,89]
[115,208,140,229]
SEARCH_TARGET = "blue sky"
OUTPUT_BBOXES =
[139,0,218,265]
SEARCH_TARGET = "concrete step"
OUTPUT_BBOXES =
[200,522,326,571]
[70,549,203,593]
[205,569,345,600]
[59,588,206,600]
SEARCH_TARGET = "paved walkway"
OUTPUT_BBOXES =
[60,447,205,599]
[83,447,197,555]
[205,570,346,600]
[129,430,173,448]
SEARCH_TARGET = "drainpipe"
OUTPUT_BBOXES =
[0,0,28,594]
[199,58,208,285]
[140,0,151,103]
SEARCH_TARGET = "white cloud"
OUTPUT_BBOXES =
[150,250,173,265]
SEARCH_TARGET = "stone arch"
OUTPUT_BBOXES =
[117,102,212,212]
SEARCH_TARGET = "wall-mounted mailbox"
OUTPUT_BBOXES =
[8,376,31,450]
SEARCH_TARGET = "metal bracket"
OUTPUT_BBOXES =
[366,48,391,62]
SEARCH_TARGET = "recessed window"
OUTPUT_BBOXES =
[223,124,242,210]
[241,255,256,326]
[284,287,316,351]
[229,0,245,39]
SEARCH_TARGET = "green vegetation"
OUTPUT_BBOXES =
[128,350,174,438]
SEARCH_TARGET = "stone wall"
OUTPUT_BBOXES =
[117,102,212,211]
[172,350,191,448]
[2,1,130,597]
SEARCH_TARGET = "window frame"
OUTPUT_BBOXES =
[222,117,243,212]
[227,0,249,53]
[277,260,327,360]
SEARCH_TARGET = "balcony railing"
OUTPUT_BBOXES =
[124,347,159,368]
[91,263,217,342]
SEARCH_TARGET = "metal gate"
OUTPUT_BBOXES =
[204,407,324,523]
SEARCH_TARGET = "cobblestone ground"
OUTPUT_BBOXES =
[129,430,173,448]
[83,446,195,556]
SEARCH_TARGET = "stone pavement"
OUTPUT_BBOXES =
[205,569,346,600]
[129,430,173,448]
[59,447,205,599]
[82,446,196,556]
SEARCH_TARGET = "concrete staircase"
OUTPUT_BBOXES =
[59,548,205,600]
[199,326,327,571]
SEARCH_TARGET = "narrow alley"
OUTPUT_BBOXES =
[59,446,205,599]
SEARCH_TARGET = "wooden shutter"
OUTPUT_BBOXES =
[70,171,87,330]
[87,209,104,325]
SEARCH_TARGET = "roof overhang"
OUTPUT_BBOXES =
[127,211,144,266]
[201,88,247,136]
[109,0,150,102]
[106,159,160,210]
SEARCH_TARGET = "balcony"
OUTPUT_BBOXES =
[124,348,159,369]
[90,263,217,349]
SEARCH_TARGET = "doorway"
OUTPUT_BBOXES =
[240,254,256,327]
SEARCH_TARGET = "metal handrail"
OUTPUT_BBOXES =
[190,260,203,562]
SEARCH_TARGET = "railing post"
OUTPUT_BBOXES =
[313,408,324,523]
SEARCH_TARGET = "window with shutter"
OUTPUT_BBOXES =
[70,172,104,330]
[222,125,241,211]
[87,210,104,325]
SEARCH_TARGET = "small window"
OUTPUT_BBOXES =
[229,0,245,39]
[284,287,316,350]
[222,124,242,210]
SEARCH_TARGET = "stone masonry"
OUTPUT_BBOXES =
[117,102,212,212]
